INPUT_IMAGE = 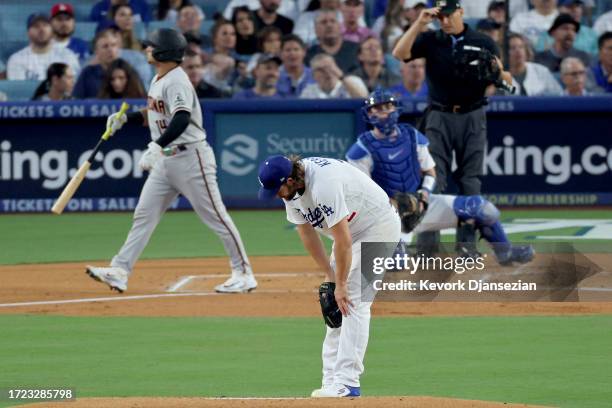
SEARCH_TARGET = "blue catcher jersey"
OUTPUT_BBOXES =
[347,124,423,197]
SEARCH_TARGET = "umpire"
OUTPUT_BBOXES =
[392,0,512,256]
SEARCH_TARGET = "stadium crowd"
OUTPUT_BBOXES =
[0,0,610,101]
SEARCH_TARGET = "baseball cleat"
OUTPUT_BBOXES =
[86,265,128,293]
[497,245,535,266]
[214,274,257,293]
[311,384,360,398]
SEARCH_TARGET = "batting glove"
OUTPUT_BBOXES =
[106,111,128,136]
[139,142,163,171]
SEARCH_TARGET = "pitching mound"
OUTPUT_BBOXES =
[17,396,552,408]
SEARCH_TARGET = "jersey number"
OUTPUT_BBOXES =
[155,120,168,133]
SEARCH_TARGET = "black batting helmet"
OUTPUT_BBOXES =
[144,28,187,63]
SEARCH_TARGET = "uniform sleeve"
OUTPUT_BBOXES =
[345,139,374,176]
[285,204,308,225]
[165,82,194,115]
[415,129,435,171]
[406,32,432,61]
[312,179,350,229]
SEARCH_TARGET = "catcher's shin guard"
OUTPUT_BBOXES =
[456,221,481,258]
[416,231,440,257]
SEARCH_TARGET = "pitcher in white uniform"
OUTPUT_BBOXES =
[86,29,256,294]
[258,155,401,397]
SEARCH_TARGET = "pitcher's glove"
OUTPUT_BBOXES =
[319,282,342,328]
[395,190,429,233]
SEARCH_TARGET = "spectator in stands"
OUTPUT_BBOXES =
[389,58,428,98]
[559,57,594,95]
[0,61,6,80]
[97,58,145,98]
[182,49,230,98]
[305,10,360,73]
[300,53,368,98]
[477,19,503,43]
[510,0,559,46]
[183,31,205,57]
[372,0,407,53]
[591,32,612,93]
[461,0,528,20]
[0,92,7,102]
[223,0,299,22]
[341,0,376,43]
[73,28,129,98]
[534,13,591,72]
[593,11,612,36]
[257,26,283,55]
[90,0,151,24]
[234,54,283,98]
[487,1,506,24]
[295,0,342,46]
[157,0,191,23]
[31,63,75,101]
[508,33,562,95]
[232,6,259,56]
[112,4,143,51]
[211,20,238,57]
[202,53,237,94]
[277,34,314,97]
[50,3,91,63]
[351,36,400,92]
[176,4,205,35]
[7,13,80,81]
[254,0,294,35]
[541,0,598,54]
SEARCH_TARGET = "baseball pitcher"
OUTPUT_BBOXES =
[86,29,256,293]
[258,155,401,398]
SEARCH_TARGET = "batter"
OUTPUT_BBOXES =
[86,29,256,294]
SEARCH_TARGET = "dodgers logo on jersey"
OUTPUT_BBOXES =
[297,204,334,228]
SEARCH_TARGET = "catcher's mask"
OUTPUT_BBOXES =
[362,88,402,137]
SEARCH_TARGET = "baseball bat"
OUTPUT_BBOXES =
[51,102,130,215]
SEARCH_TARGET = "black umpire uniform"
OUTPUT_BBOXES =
[393,0,504,255]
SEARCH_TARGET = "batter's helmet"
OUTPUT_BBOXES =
[144,28,187,63]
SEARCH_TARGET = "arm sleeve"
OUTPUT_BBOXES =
[155,110,191,147]
[312,180,350,229]
[286,204,308,224]
[415,130,436,171]
[345,139,374,176]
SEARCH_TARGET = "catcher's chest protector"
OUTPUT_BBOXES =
[360,126,421,196]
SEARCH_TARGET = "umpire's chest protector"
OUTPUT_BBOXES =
[359,125,421,196]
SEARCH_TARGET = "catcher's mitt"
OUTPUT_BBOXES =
[319,282,342,328]
[395,190,428,233]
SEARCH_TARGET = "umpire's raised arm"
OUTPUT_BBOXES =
[392,7,439,61]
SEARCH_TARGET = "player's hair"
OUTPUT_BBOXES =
[97,59,146,99]
[288,155,306,185]
[31,63,69,100]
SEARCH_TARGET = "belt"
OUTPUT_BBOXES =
[162,144,188,157]
[429,100,487,114]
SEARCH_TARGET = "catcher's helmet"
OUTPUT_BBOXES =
[144,28,187,63]
[362,88,402,137]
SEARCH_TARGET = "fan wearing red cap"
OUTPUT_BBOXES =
[50,3,91,62]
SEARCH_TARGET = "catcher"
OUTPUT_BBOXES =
[346,89,533,265]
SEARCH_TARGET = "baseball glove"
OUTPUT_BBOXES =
[319,282,342,328]
[395,190,429,233]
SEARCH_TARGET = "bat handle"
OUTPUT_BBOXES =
[102,102,131,141]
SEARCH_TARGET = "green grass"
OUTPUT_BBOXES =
[2,209,611,265]
[0,315,610,408]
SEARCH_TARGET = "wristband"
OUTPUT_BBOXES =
[420,174,436,193]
